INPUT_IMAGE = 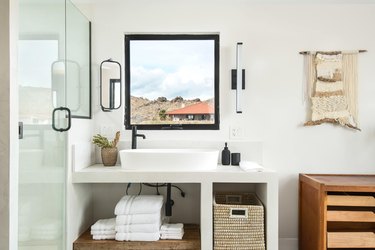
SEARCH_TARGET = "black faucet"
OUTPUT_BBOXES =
[131,126,146,149]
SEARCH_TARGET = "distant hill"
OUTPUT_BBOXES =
[131,96,214,124]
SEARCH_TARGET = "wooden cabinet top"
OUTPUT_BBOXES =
[299,174,375,192]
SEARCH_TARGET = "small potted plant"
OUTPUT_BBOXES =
[92,131,120,166]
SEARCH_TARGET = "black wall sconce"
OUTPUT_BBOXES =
[231,42,245,113]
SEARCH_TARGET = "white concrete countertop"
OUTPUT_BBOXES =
[72,164,277,183]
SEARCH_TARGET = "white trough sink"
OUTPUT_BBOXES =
[120,148,219,171]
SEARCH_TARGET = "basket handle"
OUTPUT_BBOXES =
[229,208,248,218]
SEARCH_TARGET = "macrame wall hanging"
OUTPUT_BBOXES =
[300,50,366,131]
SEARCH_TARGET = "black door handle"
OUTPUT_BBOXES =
[52,107,71,132]
[19,122,23,139]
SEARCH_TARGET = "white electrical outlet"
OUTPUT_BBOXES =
[230,126,244,139]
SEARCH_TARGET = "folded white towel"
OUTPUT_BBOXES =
[116,213,162,225]
[115,232,160,241]
[30,230,60,240]
[32,219,61,231]
[161,231,184,236]
[160,232,184,240]
[93,234,115,240]
[91,230,116,235]
[161,229,184,235]
[30,229,60,234]
[91,218,116,231]
[239,161,264,172]
[160,223,183,232]
[115,223,161,233]
[115,195,164,215]
[18,226,30,242]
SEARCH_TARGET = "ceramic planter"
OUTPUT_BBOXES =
[101,147,118,166]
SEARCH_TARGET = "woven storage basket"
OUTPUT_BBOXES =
[213,192,265,250]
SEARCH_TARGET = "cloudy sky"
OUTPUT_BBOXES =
[130,40,215,101]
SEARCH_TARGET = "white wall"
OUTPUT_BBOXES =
[78,1,375,248]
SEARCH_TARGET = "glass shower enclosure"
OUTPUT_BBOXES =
[18,0,90,249]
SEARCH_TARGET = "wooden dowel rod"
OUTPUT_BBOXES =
[299,50,367,55]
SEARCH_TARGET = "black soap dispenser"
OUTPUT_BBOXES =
[221,142,231,165]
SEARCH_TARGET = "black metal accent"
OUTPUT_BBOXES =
[161,124,183,130]
[19,122,23,139]
[231,69,245,90]
[131,126,146,149]
[124,34,220,130]
[165,183,174,217]
[52,107,71,132]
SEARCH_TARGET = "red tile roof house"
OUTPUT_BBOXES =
[166,102,214,121]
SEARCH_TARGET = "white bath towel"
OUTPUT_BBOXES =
[31,218,61,232]
[91,218,116,231]
[160,232,184,240]
[116,213,162,225]
[115,232,160,241]
[18,226,30,242]
[160,223,183,233]
[115,195,164,215]
[115,223,160,233]
[91,230,116,235]
[93,234,115,240]
[30,230,60,240]
[239,161,264,172]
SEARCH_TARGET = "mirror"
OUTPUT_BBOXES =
[124,34,220,130]
[100,59,122,111]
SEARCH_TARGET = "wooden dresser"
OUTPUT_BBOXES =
[299,174,375,250]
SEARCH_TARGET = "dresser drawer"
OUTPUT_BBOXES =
[327,195,375,207]
[327,210,375,222]
[327,232,375,248]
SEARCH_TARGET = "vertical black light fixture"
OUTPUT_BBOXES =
[231,42,245,113]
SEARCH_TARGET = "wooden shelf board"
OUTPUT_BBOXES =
[73,224,200,250]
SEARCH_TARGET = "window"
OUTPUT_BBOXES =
[124,34,220,130]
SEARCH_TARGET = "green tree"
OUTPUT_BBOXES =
[159,109,167,120]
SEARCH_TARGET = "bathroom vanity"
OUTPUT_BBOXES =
[72,164,278,249]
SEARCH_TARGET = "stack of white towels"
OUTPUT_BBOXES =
[114,195,164,241]
[30,219,62,240]
[91,218,116,240]
[160,223,184,240]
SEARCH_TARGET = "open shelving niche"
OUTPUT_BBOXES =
[71,164,278,250]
